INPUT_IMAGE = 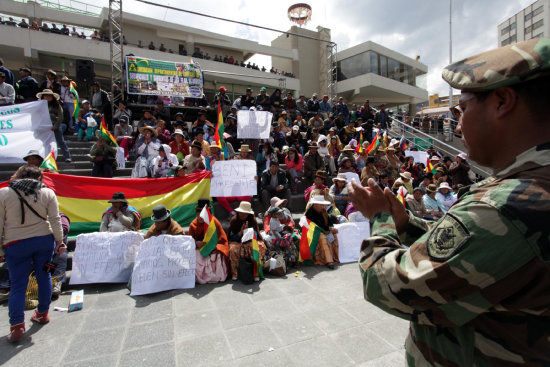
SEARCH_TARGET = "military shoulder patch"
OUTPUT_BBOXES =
[427,213,472,261]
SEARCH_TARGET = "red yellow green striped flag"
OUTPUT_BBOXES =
[214,100,225,149]
[199,205,218,258]
[0,171,211,236]
[366,131,380,155]
[299,219,322,265]
[69,81,79,119]
[397,186,407,208]
[40,148,59,172]
[99,117,118,146]
[355,130,364,153]
[426,156,437,175]
[252,231,264,279]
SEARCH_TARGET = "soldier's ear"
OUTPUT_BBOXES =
[492,87,519,120]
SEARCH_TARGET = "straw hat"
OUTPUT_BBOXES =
[139,125,157,136]
[457,152,467,160]
[309,195,331,206]
[343,145,354,152]
[60,76,72,82]
[332,173,347,183]
[426,184,438,193]
[439,182,452,191]
[314,170,327,179]
[400,171,412,180]
[309,142,319,149]
[210,142,220,149]
[387,146,396,152]
[36,89,59,100]
[235,201,254,215]
[239,144,250,153]
[268,196,288,211]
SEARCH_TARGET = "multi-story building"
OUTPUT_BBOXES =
[498,0,549,47]
[1,0,427,110]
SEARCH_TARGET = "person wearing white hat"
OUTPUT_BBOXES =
[228,202,267,281]
[205,142,224,171]
[449,152,473,190]
[169,129,190,162]
[132,126,161,178]
[435,181,457,211]
[151,144,179,177]
[303,195,340,269]
[317,135,337,175]
[337,145,357,169]
[392,171,414,194]
[330,173,350,214]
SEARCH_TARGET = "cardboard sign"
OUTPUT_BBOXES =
[210,160,257,197]
[404,150,429,164]
[130,235,196,296]
[70,232,144,285]
[237,110,273,139]
[335,222,371,263]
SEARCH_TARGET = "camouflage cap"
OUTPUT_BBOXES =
[442,38,550,91]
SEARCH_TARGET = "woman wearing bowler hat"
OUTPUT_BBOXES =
[144,205,184,239]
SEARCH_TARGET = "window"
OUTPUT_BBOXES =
[501,22,516,35]
[379,55,387,77]
[534,6,543,17]
[533,19,544,31]
[369,51,378,74]
[388,58,400,80]
[533,32,544,39]
[525,12,533,22]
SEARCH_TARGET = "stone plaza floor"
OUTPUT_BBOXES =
[0,263,409,366]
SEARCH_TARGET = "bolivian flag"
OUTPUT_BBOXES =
[397,186,407,208]
[100,117,118,146]
[252,231,264,279]
[425,156,437,175]
[366,131,380,155]
[0,171,211,236]
[40,149,59,172]
[355,130,364,153]
[70,81,79,119]
[299,219,322,265]
[199,205,217,258]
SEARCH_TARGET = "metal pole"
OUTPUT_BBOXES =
[449,0,453,107]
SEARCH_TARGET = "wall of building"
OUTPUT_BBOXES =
[498,0,549,46]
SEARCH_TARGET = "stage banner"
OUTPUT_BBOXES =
[126,56,203,97]
[0,100,57,163]
[130,235,196,296]
[70,231,144,285]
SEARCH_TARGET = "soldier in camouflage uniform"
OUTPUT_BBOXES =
[349,37,550,366]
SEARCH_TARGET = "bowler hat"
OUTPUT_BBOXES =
[151,205,171,222]
[195,198,210,211]
[191,140,202,150]
[314,170,327,179]
[108,192,128,204]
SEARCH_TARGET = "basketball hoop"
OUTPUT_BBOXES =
[287,3,312,27]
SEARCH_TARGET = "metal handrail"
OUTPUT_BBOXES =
[10,0,102,17]
[374,109,492,177]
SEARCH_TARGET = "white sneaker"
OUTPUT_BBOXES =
[254,276,260,282]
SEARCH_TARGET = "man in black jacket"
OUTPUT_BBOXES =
[91,81,112,129]
[260,161,291,210]
[16,68,39,103]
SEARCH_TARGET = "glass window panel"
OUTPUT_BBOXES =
[379,55,387,77]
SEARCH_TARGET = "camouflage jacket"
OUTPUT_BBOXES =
[359,142,550,366]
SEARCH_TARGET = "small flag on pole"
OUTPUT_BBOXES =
[40,149,59,172]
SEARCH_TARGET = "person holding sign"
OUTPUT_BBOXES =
[100,192,142,232]
[144,205,185,239]
[188,199,229,284]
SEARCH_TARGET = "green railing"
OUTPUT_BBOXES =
[10,0,103,17]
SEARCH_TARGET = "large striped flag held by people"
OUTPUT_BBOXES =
[299,219,322,265]
[100,117,118,146]
[199,205,218,258]
[0,171,212,236]
[40,149,59,173]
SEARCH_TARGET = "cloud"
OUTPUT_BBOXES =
[106,0,536,97]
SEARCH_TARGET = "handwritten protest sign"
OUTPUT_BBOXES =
[70,232,144,285]
[335,222,370,263]
[210,160,257,197]
[343,172,361,184]
[405,150,429,164]
[130,235,196,296]
[237,110,273,139]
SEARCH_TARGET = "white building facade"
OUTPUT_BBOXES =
[498,0,549,46]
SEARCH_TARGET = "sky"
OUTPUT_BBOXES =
[46,0,536,97]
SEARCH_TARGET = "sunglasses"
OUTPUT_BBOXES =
[449,92,489,119]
